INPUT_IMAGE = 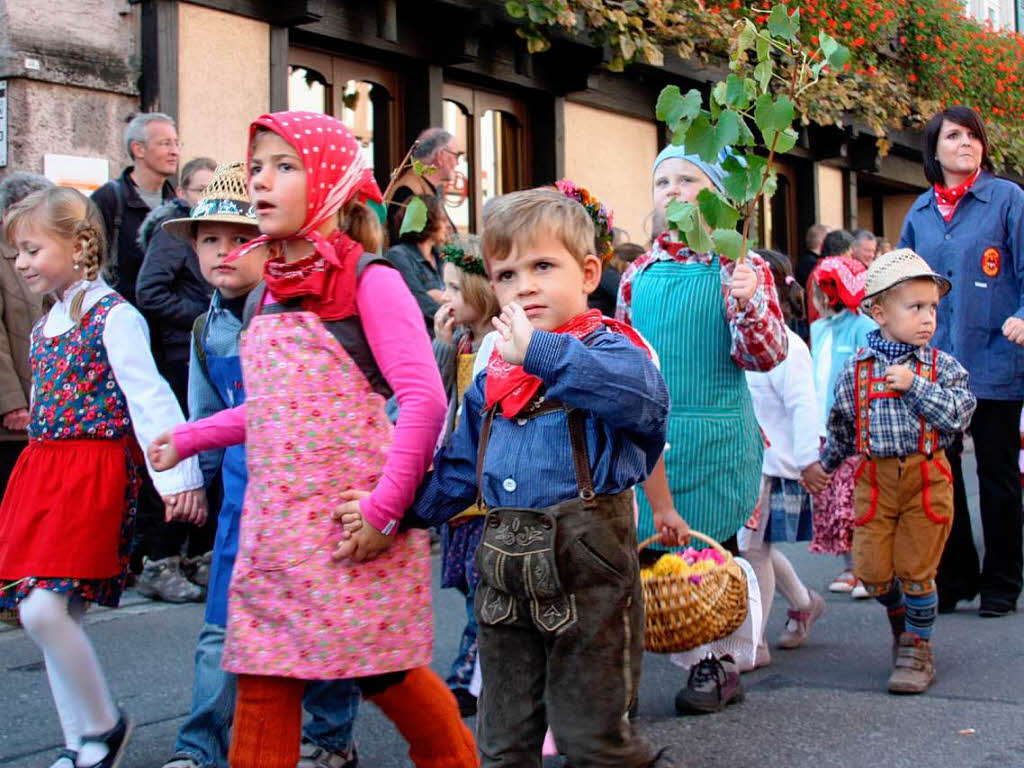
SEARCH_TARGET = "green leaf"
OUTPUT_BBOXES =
[505,1,526,18]
[818,30,838,60]
[712,229,745,261]
[737,19,757,52]
[754,59,773,93]
[756,32,770,61]
[754,93,795,134]
[685,215,715,253]
[686,114,724,164]
[655,86,703,129]
[398,196,428,237]
[767,5,799,41]
[763,126,798,154]
[828,44,851,69]
[712,81,728,107]
[722,153,767,204]
[665,200,712,254]
[716,109,743,148]
[697,188,740,230]
[725,74,750,110]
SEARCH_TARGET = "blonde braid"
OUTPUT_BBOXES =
[69,220,103,322]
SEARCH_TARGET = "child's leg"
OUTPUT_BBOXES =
[358,667,478,768]
[852,458,900,605]
[739,479,774,651]
[228,674,304,768]
[771,548,811,610]
[18,589,118,753]
[301,679,360,755]
[893,454,955,640]
[172,623,236,767]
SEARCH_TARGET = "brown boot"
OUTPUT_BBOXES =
[887,633,935,695]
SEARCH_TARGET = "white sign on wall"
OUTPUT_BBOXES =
[43,154,108,194]
[0,80,7,168]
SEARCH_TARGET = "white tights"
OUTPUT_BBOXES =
[19,588,118,760]
[740,482,812,651]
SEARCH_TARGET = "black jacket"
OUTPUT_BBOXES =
[91,167,175,306]
[135,199,213,364]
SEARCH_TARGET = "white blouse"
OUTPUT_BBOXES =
[38,280,204,497]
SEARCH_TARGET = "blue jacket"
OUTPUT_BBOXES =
[898,171,1024,400]
[810,310,877,436]
[409,327,669,526]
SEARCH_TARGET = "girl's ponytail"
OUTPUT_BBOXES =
[339,200,383,255]
[754,248,805,324]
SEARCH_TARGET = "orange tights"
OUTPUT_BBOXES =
[229,666,478,768]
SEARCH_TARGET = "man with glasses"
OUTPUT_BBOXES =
[92,112,180,306]
[385,127,461,246]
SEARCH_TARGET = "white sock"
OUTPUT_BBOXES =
[18,589,117,765]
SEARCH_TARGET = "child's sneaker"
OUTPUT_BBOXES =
[297,740,359,768]
[850,580,870,600]
[48,749,77,768]
[777,589,825,649]
[136,556,204,603]
[181,552,213,588]
[828,569,857,593]
[161,758,200,768]
[887,633,935,695]
[674,653,744,714]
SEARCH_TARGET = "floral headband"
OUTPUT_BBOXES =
[555,178,615,263]
[441,242,487,277]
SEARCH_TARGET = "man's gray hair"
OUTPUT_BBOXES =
[805,223,829,251]
[412,128,453,162]
[0,172,53,214]
[852,228,877,244]
[124,112,176,160]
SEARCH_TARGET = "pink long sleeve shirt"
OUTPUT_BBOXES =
[172,264,447,533]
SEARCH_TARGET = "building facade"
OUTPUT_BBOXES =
[1,0,949,253]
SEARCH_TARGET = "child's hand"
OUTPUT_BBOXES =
[434,303,455,346]
[730,261,759,311]
[492,302,534,366]
[1004,317,1024,346]
[884,364,914,393]
[331,490,394,563]
[653,507,691,547]
[801,462,831,494]
[163,488,208,525]
[149,431,181,471]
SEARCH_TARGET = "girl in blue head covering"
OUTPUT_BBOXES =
[615,144,791,706]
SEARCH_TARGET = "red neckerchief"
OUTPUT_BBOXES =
[262,230,362,320]
[934,169,980,222]
[656,233,714,266]
[485,308,650,418]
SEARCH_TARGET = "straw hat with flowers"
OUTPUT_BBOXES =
[162,162,257,241]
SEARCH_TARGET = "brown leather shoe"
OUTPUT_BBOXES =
[888,633,935,695]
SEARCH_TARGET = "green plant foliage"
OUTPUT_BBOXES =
[398,196,428,238]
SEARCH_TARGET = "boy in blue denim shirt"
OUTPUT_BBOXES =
[158,164,359,768]
[401,189,673,766]
[816,249,976,696]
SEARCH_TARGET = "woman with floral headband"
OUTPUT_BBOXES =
[554,179,619,316]
[431,233,500,717]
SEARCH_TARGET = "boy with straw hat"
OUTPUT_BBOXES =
[816,248,977,694]
[159,163,361,768]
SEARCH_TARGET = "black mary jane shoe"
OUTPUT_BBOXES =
[77,712,134,768]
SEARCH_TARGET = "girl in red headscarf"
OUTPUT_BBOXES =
[803,256,877,596]
[149,112,477,768]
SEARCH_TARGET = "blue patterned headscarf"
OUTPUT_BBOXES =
[652,145,731,196]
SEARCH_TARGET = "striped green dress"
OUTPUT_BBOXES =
[631,256,763,548]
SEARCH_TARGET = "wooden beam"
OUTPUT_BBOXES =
[140,0,179,118]
[269,26,289,112]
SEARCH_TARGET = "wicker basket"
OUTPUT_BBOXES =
[639,530,748,654]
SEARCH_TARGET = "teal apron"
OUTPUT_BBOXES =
[632,256,763,548]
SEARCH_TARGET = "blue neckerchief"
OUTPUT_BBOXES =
[867,329,918,361]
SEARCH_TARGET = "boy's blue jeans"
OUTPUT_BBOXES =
[174,623,361,768]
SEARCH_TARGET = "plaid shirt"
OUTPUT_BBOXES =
[821,342,977,472]
[615,235,788,371]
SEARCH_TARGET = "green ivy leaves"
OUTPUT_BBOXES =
[398,196,428,237]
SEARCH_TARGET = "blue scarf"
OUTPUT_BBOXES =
[867,329,919,361]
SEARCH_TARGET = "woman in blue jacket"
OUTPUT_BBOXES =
[899,105,1024,618]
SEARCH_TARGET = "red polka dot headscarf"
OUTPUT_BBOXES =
[231,111,383,265]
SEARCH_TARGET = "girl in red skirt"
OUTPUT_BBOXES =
[0,187,204,768]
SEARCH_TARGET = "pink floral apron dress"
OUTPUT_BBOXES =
[222,309,432,679]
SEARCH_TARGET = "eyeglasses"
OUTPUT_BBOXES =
[441,147,465,161]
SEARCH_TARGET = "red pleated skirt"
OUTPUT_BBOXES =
[0,437,141,580]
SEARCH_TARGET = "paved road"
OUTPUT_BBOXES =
[2,447,1023,768]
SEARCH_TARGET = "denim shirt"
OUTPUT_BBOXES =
[409,327,669,526]
[898,172,1024,400]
